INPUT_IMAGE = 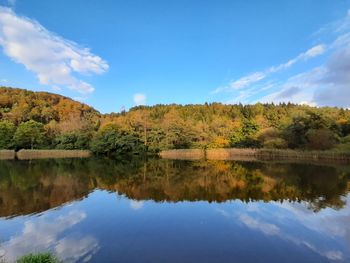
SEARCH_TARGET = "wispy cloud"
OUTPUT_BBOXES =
[260,32,350,107]
[239,214,280,236]
[213,44,326,94]
[214,9,350,108]
[0,7,108,94]
[133,93,146,105]
[217,200,348,262]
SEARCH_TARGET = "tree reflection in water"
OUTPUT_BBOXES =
[0,158,349,218]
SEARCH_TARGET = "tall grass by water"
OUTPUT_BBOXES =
[160,148,350,163]
[0,150,15,160]
[160,149,205,160]
[16,149,91,160]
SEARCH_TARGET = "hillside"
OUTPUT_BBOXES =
[0,87,350,153]
[0,87,100,128]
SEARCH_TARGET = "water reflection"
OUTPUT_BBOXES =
[0,158,349,217]
[1,210,99,262]
[0,158,350,262]
[218,199,350,261]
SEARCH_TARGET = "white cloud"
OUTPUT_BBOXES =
[231,73,265,90]
[312,9,350,40]
[260,35,350,108]
[336,9,350,33]
[217,200,348,262]
[216,9,350,108]
[133,93,146,105]
[130,200,144,210]
[0,7,108,94]
[239,214,280,236]
[213,44,326,94]
[304,44,326,58]
[269,44,326,73]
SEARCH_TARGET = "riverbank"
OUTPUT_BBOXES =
[0,149,91,160]
[160,148,350,163]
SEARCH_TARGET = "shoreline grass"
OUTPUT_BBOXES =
[160,148,350,163]
[16,149,91,160]
[0,150,15,160]
[160,149,205,160]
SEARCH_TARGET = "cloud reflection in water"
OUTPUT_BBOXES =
[1,210,99,263]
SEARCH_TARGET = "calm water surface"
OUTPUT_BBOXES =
[0,158,350,263]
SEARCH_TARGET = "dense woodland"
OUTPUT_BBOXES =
[1,87,350,155]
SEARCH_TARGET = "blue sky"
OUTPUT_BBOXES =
[0,0,350,113]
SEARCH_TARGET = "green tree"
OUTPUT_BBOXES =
[55,131,92,150]
[91,124,120,155]
[13,120,46,149]
[284,116,308,148]
[91,124,146,156]
[0,120,16,149]
[55,133,77,149]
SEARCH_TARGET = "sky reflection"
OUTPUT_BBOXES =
[1,209,99,263]
[0,159,349,262]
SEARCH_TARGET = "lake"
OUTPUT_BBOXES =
[0,158,349,263]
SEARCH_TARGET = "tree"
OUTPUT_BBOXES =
[2,87,350,152]
[0,121,16,149]
[284,116,308,148]
[230,120,261,148]
[263,138,288,149]
[306,129,336,150]
[13,120,46,149]
[91,124,146,156]
[55,132,92,149]
[55,133,78,150]
[91,124,120,155]
[257,128,288,149]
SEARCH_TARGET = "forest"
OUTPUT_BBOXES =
[0,87,350,155]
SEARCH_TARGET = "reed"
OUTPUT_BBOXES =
[0,150,15,160]
[160,149,205,160]
[16,149,92,160]
[256,149,350,162]
[160,148,350,163]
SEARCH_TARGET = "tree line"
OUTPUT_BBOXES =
[1,87,350,155]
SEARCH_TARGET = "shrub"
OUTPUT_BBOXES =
[16,253,60,263]
[263,138,288,149]
[306,129,336,150]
